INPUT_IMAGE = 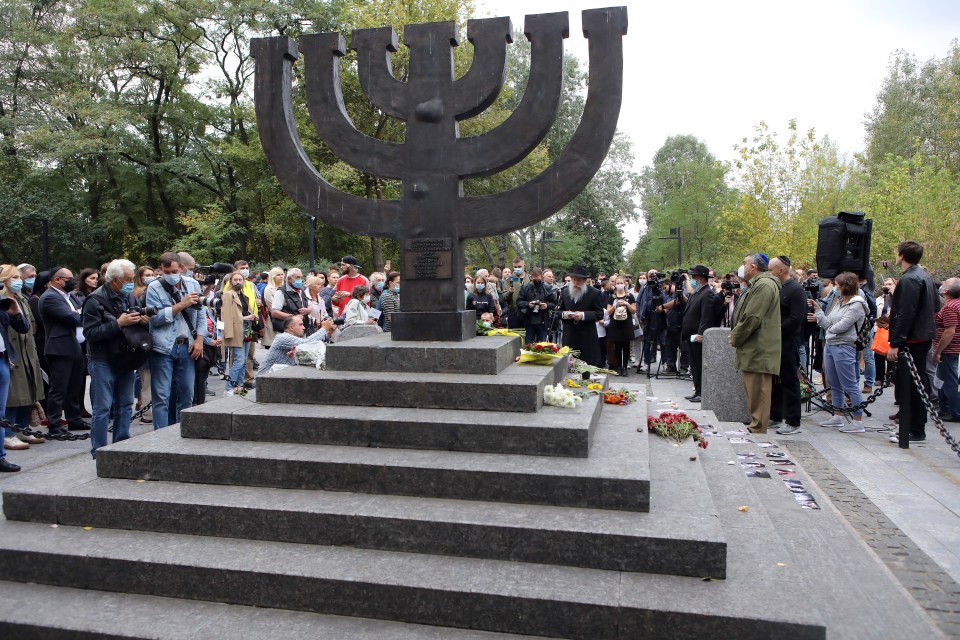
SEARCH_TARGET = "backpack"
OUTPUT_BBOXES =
[86,293,153,371]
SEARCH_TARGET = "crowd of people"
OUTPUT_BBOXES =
[0,240,955,472]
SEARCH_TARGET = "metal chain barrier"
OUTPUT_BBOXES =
[902,351,960,459]
[802,365,896,415]
[1,419,91,441]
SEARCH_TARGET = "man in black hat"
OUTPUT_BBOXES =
[680,265,723,402]
[332,255,368,317]
[558,265,604,366]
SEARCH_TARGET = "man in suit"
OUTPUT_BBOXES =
[680,265,723,403]
[557,265,604,367]
[769,256,809,435]
[38,266,88,436]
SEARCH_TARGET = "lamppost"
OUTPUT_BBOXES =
[658,227,682,267]
[304,214,317,272]
[539,230,561,270]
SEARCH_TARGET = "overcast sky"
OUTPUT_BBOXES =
[479,0,960,251]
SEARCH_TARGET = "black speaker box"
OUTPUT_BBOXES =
[815,212,872,278]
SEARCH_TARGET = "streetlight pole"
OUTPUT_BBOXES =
[539,230,561,270]
[657,227,682,267]
[307,215,316,272]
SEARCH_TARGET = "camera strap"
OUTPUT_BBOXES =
[159,279,198,339]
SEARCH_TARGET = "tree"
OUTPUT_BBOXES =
[631,135,730,273]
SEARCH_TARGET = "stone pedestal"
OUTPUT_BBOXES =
[701,327,750,423]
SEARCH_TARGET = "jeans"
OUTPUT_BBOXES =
[861,328,876,387]
[937,353,960,418]
[524,323,547,344]
[824,343,863,417]
[88,359,135,458]
[150,344,196,430]
[226,343,250,391]
[0,359,9,459]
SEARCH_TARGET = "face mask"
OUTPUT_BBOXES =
[183,270,194,279]
[239,269,249,279]
[392,286,400,294]
[482,321,492,328]
[163,274,181,286]
[615,284,625,291]
[375,281,384,291]
[292,279,303,289]
[144,276,156,285]
[24,277,35,290]
[690,280,699,291]
[737,265,745,279]
[514,268,523,276]
[476,283,486,291]
[233,282,243,290]
[9,280,23,294]
[740,283,748,293]
[362,295,371,304]
[465,282,471,290]
[120,282,135,295]
[62,277,77,292]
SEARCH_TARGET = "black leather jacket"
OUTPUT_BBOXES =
[889,264,938,347]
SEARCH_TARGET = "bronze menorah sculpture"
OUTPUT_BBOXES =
[251,8,627,341]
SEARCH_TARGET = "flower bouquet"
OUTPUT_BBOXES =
[603,387,638,405]
[477,320,523,337]
[647,411,708,449]
[568,356,618,377]
[518,341,571,365]
[543,383,583,408]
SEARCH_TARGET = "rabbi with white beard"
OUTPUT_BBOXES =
[557,265,604,366]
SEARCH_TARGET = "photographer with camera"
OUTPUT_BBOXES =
[81,259,150,457]
[517,267,556,343]
[146,252,207,431]
[636,270,671,373]
[660,271,690,374]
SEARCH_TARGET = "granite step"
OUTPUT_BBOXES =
[0,520,824,639]
[180,390,604,458]
[3,434,720,576]
[96,397,650,511]
[0,581,544,640]
[255,359,568,413]
[324,333,521,375]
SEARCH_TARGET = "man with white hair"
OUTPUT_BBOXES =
[81,259,148,457]
[557,264,604,366]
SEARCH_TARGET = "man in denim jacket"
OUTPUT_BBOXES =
[146,252,207,430]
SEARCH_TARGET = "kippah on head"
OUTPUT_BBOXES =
[778,255,791,267]
[757,253,769,268]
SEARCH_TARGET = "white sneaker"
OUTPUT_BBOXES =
[889,434,900,443]
[776,425,802,435]
[223,388,234,397]
[819,416,844,427]
[839,423,865,433]
[3,436,29,450]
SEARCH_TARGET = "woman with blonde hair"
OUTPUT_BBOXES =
[305,274,329,329]
[0,264,45,448]
[261,267,285,348]
[222,271,257,396]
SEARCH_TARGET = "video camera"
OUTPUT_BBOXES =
[194,262,234,286]
[720,281,738,294]
[802,277,821,299]
[667,269,687,285]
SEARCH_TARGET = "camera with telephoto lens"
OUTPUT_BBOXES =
[128,305,158,317]
[802,277,821,297]
[720,281,738,294]
[668,269,688,285]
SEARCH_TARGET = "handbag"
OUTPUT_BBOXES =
[870,326,890,355]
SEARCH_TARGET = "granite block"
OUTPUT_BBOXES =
[701,327,750,423]
[255,366,548,413]
[391,310,476,342]
[335,323,383,342]
[325,334,520,375]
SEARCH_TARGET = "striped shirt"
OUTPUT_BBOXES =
[935,298,960,355]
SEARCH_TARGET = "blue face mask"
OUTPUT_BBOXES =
[24,277,35,290]
[392,286,400,294]
[476,283,486,291]
[239,269,249,279]
[144,276,156,284]
[375,281,384,291]
[9,280,23,293]
[121,282,135,295]
[293,279,303,289]
[690,280,699,291]
[740,283,748,293]
[163,274,181,286]
[183,270,194,279]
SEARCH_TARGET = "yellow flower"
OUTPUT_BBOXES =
[566,379,581,388]
[587,383,603,390]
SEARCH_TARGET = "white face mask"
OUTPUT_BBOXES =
[737,265,746,279]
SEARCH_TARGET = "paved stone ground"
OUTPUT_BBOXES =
[642,365,960,638]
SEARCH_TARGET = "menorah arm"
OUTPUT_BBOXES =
[458,7,627,238]
[352,27,408,120]
[454,12,569,178]
[449,17,512,120]
[300,33,404,180]
[251,36,402,239]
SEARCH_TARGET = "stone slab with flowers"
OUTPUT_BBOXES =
[0,333,824,637]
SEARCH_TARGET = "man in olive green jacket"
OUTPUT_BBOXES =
[729,254,782,433]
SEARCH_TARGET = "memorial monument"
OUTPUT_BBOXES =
[251,8,626,341]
